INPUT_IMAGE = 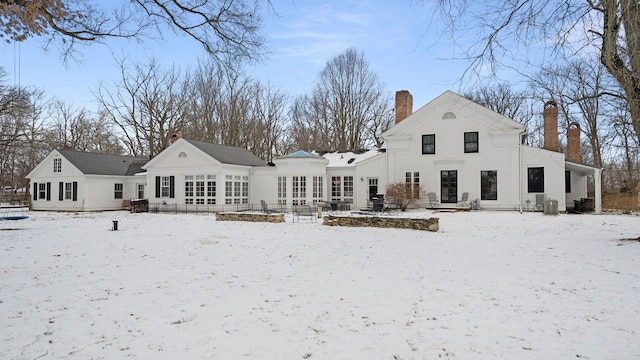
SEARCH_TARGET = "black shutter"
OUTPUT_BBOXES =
[72,182,78,201]
[59,182,64,201]
[169,176,175,198]
[46,182,51,201]
[155,176,161,198]
[33,182,38,201]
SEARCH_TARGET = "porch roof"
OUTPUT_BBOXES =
[565,161,600,176]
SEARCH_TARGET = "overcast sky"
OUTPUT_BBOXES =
[0,1,519,112]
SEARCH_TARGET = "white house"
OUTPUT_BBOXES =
[26,150,148,211]
[383,90,601,213]
[27,90,602,213]
[141,137,268,210]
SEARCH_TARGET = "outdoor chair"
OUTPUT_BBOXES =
[534,194,545,212]
[292,205,317,222]
[372,200,384,212]
[384,200,402,212]
[427,192,439,208]
[458,192,469,207]
[260,200,278,213]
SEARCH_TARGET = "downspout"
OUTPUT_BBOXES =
[518,144,522,213]
[518,130,526,214]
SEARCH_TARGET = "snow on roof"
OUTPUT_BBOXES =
[316,148,385,167]
[280,150,324,159]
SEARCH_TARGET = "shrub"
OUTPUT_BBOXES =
[385,181,424,211]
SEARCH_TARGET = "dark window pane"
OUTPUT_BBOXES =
[527,167,544,193]
[422,134,435,154]
[464,132,479,153]
[481,170,497,200]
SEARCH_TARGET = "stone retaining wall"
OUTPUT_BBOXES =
[323,215,439,232]
[216,212,285,223]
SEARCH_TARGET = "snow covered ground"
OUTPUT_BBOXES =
[1,210,639,359]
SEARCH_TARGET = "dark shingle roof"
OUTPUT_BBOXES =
[184,139,266,166]
[58,150,148,176]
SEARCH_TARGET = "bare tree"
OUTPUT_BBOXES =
[606,102,640,192]
[183,61,290,162]
[434,0,640,147]
[247,81,289,162]
[0,69,30,150]
[463,82,539,145]
[43,100,124,153]
[183,60,226,142]
[289,93,333,152]
[1,0,266,63]
[0,68,47,193]
[184,63,257,147]
[215,66,255,148]
[290,48,393,151]
[96,58,189,156]
[531,59,620,169]
[464,82,533,124]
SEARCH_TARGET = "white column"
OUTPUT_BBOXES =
[594,168,602,214]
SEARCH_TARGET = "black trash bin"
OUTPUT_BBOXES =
[581,198,594,212]
[112,220,118,231]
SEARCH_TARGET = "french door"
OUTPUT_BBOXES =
[368,178,379,200]
[441,170,458,203]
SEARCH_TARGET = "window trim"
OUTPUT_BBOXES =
[312,176,323,202]
[422,134,435,154]
[114,183,124,199]
[38,183,46,200]
[405,171,420,199]
[53,158,62,173]
[464,131,479,153]
[481,170,497,200]
[65,182,73,200]
[527,167,545,193]
[137,184,145,199]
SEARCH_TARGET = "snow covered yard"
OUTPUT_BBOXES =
[1,210,639,359]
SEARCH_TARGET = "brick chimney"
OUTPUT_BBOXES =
[170,130,182,144]
[567,122,581,162]
[543,100,559,152]
[395,90,413,124]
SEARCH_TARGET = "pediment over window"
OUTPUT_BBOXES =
[442,112,456,119]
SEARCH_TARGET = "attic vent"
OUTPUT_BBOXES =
[347,158,355,164]
[442,111,456,120]
[442,112,456,119]
[178,151,187,158]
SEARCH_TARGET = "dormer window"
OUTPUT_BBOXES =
[464,132,479,153]
[53,158,62,173]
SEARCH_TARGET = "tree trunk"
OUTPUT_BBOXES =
[601,0,640,145]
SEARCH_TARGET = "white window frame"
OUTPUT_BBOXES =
[53,158,62,173]
[114,183,124,199]
[64,182,72,200]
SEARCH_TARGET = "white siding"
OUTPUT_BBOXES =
[520,146,567,211]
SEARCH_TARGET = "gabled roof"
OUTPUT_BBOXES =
[184,139,266,166]
[279,150,323,159]
[318,148,386,167]
[58,150,148,176]
[383,90,525,138]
